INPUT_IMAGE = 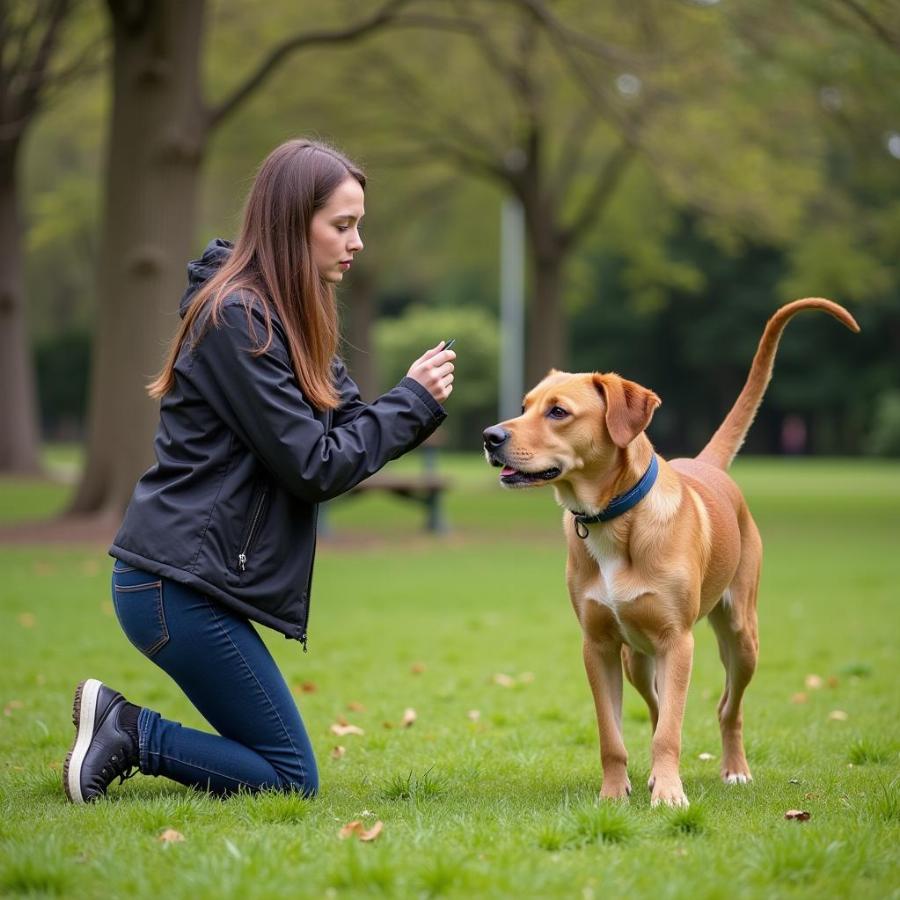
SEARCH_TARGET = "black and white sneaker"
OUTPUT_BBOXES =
[63,679,140,804]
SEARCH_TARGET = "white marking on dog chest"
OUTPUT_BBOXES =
[582,529,654,654]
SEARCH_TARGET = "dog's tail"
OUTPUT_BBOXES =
[697,298,859,470]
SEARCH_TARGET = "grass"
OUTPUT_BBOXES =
[0,453,898,898]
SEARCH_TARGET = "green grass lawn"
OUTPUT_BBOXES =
[1,455,898,898]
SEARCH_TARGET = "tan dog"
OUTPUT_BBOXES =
[483,298,858,807]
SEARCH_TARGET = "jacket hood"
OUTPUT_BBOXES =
[179,238,233,318]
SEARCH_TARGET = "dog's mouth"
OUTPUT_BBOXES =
[497,463,562,487]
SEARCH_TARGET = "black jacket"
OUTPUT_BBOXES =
[110,239,446,646]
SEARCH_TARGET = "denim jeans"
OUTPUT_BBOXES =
[111,560,318,796]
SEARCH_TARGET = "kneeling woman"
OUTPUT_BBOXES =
[64,139,454,802]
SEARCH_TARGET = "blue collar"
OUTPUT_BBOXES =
[572,454,659,539]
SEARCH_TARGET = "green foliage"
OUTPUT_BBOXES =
[868,390,900,457]
[33,329,90,438]
[375,306,499,450]
[16,0,899,459]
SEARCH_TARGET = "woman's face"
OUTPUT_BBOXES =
[309,176,365,283]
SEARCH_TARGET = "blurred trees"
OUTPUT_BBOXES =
[0,0,99,473]
[13,0,900,491]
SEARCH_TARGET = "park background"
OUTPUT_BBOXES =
[1,1,898,898]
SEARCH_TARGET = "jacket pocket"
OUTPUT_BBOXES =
[237,482,270,573]
[112,576,169,658]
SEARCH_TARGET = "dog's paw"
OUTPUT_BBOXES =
[600,777,632,801]
[649,773,689,808]
[722,769,753,785]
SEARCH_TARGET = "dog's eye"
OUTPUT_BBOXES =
[547,406,568,420]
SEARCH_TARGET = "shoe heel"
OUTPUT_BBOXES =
[71,679,87,729]
[64,679,102,804]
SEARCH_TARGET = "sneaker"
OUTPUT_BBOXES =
[64,679,140,804]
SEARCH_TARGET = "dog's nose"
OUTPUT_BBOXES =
[482,425,509,449]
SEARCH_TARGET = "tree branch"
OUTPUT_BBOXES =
[207,0,417,131]
[560,140,637,249]
[839,0,900,53]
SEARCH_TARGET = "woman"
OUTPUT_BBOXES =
[63,139,454,803]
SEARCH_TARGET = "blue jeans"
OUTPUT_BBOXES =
[111,561,318,797]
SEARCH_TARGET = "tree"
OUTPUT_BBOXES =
[0,0,97,472]
[69,0,416,519]
[341,0,825,385]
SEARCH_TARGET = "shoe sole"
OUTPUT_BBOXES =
[63,678,102,804]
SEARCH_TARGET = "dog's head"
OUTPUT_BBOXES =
[483,370,661,488]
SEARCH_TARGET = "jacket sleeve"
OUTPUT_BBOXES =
[330,358,371,427]
[190,300,446,502]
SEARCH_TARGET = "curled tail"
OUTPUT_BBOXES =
[697,298,859,470]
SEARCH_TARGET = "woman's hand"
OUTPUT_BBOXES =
[406,342,456,404]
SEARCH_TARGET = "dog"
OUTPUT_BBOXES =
[483,298,858,807]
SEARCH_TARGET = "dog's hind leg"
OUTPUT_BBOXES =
[622,646,659,732]
[708,523,761,784]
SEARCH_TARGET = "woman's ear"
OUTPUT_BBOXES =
[593,373,661,448]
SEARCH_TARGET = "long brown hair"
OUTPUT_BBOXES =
[148,139,366,410]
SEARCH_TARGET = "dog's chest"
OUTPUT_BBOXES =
[582,530,653,652]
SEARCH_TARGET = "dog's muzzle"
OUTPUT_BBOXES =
[483,425,561,485]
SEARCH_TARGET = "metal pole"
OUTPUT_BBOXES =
[500,195,525,421]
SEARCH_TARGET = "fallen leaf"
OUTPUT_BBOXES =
[698,752,715,761]
[339,821,363,840]
[298,682,317,694]
[804,674,823,690]
[790,692,808,704]
[17,613,36,629]
[804,792,818,800]
[359,821,383,842]
[347,701,365,712]
[828,710,848,721]
[784,810,811,822]
[493,673,516,688]
[4,700,24,716]
[827,676,839,688]
[411,662,426,674]
[331,746,346,760]
[158,829,185,843]
[330,722,364,736]
[401,708,417,728]
[382,721,395,729]
[338,819,384,842]
[467,709,481,722]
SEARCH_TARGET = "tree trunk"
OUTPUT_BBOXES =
[69,0,207,517]
[0,156,42,473]
[526,251,567,386]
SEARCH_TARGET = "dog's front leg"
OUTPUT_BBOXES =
[648,630,694,807]
[583,637,632,800]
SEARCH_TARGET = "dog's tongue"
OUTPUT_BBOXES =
[501,466,517,477]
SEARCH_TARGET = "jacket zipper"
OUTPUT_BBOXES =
[238,485,269,572]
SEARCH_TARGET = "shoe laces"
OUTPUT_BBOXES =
[101,748,138,786]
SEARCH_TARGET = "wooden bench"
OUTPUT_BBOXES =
[346,470,450,533]
[320,434,451,534]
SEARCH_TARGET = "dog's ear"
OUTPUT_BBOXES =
[593,374,661,448]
